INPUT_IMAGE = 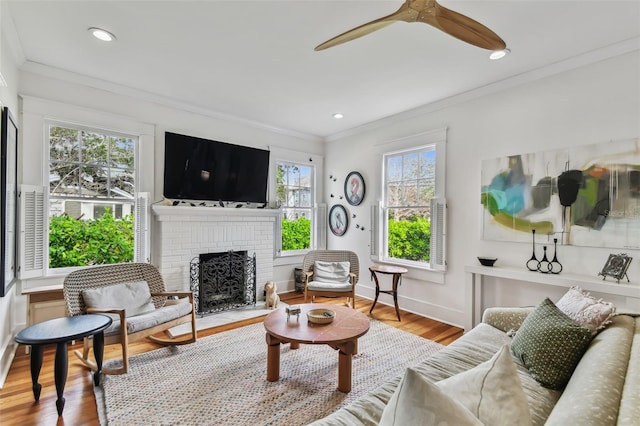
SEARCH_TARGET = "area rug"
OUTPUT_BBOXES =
[167,302,289,337]
[95,319,443,426]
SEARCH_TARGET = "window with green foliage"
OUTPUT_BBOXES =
[383,146,436,264]
[276,162,314,255]
[48,123,137,268]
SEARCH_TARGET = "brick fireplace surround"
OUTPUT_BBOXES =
[151,205,279,300]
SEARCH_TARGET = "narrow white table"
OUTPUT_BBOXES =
[465,264,640,332]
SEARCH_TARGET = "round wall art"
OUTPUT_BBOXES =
[329,204,348,236]
[345,171,365,206]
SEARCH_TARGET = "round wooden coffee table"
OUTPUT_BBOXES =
[264,303,370,393]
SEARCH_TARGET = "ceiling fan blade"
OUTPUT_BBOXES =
[421,2,506,50]
[315,3,419,51]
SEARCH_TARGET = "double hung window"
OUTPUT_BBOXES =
[48,123,138,269]
[275,161,314,256]
[379,131,446,270]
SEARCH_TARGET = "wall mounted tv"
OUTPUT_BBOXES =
[163,131,270,204]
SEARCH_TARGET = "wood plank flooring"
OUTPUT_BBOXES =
[0,293,463,425]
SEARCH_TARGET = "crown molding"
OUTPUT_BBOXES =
[19,61,323,144]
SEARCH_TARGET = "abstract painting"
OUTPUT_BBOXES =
[481,138,640,249]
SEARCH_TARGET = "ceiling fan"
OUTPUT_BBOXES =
[315,0,506,51]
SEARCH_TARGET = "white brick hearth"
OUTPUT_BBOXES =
[152,205,279,299]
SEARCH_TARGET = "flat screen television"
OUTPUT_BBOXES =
[163,131,270,204]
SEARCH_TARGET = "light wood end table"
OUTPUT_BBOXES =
[263,303,370,393]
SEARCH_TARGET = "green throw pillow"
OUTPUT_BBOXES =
[511,297,592,390]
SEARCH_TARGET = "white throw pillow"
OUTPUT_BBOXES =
[82,281,156,318]
[380,345,532,426]
[313,261,350,284]
[556,286,616,334]
[437,345,532,426]
[379,368,482,426]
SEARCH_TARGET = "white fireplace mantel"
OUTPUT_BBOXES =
[152,205,281,221]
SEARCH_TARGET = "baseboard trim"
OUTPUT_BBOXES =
[356,285,464,329]
[0,340,18,389]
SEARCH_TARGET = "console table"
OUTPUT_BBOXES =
[465,264,640,332]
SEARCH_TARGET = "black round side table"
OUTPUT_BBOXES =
[14,314,112,416]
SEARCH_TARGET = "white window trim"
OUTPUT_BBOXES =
[374,128,447,272]
[274,160,315,257]
[268,146,324,260]
[19,96,154,278]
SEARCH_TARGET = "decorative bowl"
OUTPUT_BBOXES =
[307,309,335,325]
[478,257,498,267]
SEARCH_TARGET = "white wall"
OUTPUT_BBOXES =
[0,0,21,387]
[325,50,640,328]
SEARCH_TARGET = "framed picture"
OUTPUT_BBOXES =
[329,204,348,236]
[344,171,365,206]
[598,253,632,283]
[1,106,18,297]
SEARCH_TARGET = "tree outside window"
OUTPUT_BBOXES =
[48,124,136,268]
[276,162,313,253]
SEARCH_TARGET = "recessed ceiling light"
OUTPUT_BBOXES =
[489,48,510,60]
[332,113,344,119]
[89,27,117,42]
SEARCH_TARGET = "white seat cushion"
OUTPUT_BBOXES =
[103,301,193,336]
[307,281,353,292]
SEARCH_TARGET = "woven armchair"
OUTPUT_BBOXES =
[63,262,197,375]
[301,250,360,309]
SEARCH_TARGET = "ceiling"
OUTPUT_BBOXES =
[5,1,640,139]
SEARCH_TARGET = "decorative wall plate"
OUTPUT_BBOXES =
[344,171,365,206]
[329,204,348,236]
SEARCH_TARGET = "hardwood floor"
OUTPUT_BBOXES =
[0,293,463,425]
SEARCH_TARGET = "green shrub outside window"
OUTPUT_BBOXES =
[388,216,431,262]
[49,209,134,268]
[282,216,311,251]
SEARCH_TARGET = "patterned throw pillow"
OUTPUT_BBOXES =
[511,297,592,390]
[556,286,616,335]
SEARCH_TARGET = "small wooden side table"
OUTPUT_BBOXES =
[14,314,112,416]
[369,265,408,321]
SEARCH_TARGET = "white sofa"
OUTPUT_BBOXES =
[310,306,640,425]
